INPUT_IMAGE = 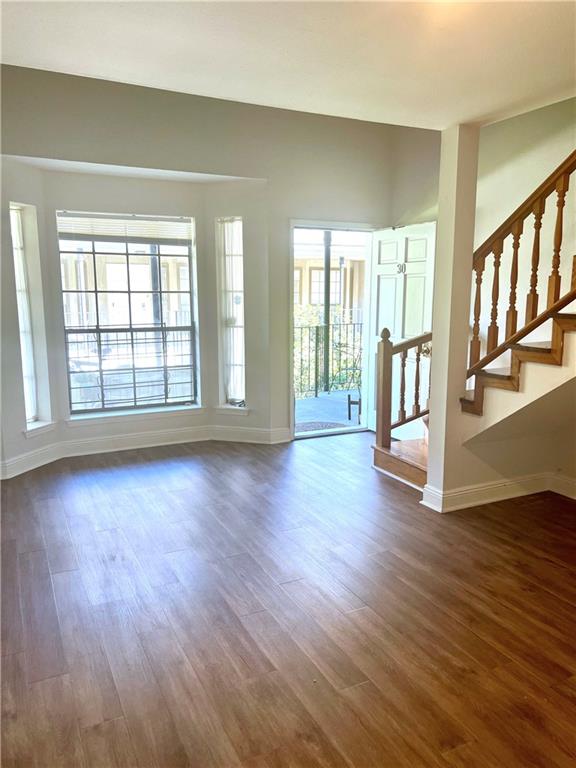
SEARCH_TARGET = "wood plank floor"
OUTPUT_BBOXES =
[2,432,576,767]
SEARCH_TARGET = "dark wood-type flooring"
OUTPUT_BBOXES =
[2,432,576,767]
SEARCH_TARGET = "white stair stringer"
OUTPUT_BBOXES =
[460,329,576,445]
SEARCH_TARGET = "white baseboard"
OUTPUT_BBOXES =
[421,471,576,513]
[0,425,292,479]
[1,442,65,480]
[210,426,292,444]
[548,472,576,500]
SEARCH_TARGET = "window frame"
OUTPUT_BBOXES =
[216,217,246,407]
[10,204,39,424]
[57,219,199,415]
[293,267,303,305]
[309,267,342,306]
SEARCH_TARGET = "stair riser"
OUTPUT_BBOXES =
[373,448,427,488]
[461,312,574,416]
[513,351,562,365]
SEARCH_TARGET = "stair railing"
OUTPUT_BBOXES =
[376,329,432,449]
[469,150,576,376]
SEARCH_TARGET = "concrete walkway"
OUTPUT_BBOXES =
[295,389,361,433]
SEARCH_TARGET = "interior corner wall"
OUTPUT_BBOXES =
[1,160,53,463]
[475,97,576,247]
[203,180,271,427]
[433,98,576,505]
[390,125,441,226]
[4,65,437,472]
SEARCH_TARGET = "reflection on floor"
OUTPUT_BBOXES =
[295,389,361,433]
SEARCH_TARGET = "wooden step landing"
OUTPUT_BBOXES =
[373,438,428,489]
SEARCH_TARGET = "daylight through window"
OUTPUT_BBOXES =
[10,205,38,423]
[217,217,245,405]
[57,212,198,413]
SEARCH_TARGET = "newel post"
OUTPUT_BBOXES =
[376,328,393,449]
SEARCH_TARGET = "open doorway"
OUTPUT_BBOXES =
[292,226,371,436]
[365,222,436,467]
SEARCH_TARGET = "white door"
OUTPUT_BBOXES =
[365,222,435,432]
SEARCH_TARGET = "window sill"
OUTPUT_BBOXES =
[66,404,205,427]
[214,405,251,416]
[23,420,56,438]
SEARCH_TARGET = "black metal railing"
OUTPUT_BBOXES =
[293,322,363,398]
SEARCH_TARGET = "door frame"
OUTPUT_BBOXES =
[365,221,437,432]
[289,219,378,440]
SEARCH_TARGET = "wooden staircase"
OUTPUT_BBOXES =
[462,306,576,415]
[373,151,575,490]
[462,150,576,416]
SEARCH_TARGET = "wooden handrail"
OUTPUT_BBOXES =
[473,150,576,266]
[392,331,432,355]
[467,288,576,376]
[376,328,432,449]
[468,150,576,373]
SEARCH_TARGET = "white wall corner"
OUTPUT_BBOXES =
[1,442,64,480]
[548,472,576,500]
[420,484,447,513]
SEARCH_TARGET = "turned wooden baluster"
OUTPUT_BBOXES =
[525,197,545,323]
[487,239,503,353]
[398,349,407,423]
[506,219,523,338]
[375,328,393,449]
[412,346,421,417]
[470,257,486,366]
[547,173,569,307]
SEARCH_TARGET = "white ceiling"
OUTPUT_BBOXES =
[2,1,575,130]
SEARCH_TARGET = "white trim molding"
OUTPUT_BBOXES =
[548,473,576,501]
[421,471,576,513]
[0,424,292,479]
[213,406,251,417]
[23,420,56,438]
[210,426,291,444]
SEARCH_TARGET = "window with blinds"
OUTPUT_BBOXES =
[57,211,198,414]
[10,205,38,423]
[217,218,245,406]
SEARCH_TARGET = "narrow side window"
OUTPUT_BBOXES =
[10,205,38,424]
[217,218,245,406]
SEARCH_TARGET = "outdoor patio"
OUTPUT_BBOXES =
[295,388,361,433]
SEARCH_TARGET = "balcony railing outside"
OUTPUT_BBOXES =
[293,321,363,398]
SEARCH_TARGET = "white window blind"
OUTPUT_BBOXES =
[10,205,38,424]
[218,218,245,405]
[56,212,194,242]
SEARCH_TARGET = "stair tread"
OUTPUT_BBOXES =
[477,367,512,379]
[511,341,552,351]
[555,312,576,320]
